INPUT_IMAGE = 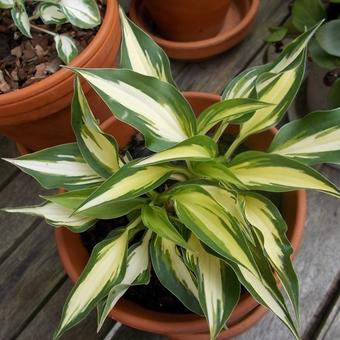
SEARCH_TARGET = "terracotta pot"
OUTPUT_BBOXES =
[0,0,121,152]
[55,92,307,339]
[143,0,231,42]
[129,0,259,61]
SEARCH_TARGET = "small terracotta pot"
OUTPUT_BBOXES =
[143,0,231,42]
[0,0,121,152]
[129,0,259,61]
[55,92,307,339]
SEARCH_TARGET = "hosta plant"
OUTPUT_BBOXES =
[0,0,101,63]
[4,10,340,340]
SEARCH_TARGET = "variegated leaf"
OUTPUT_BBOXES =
[76,164,173,213]
[97,231,152,331]
[3,202,96,232]
[0,0,13,9]
[3,143,103,190]
[39,3,67,25]
[240,25,322,138]
[227,234,299,339]
[43,188,146,220]
[240,192,299,319]
[97,288,126,332]
[185,235,240,339]
[54,228,129,339]
[269,108,340,165]
[11,0,31,37]
[227,151,340,196]
[223,24,321,146]
[72,77,120,177]
[197,98,272,134]
[141,205,189,249]
[72,68,196,152]
[54,34,78,64]
[191,161,247,189]
[201,185,256,244]
[170,185,258,274]
[222,64,270,100]
[43,188,96,209]
[239,66,305,140]
[119,8,175,85]
[59,0,100,29]
[133,136,217,167]
[73,199,147,220]
[171,185,298,337]
[150,235,202,314]
[192,201,300,340]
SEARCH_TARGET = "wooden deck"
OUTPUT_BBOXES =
[0,1,339,339]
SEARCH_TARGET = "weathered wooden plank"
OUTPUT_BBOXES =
[0,172,49,264]
[0,220,64,339]
[317,291,340,340]
[236,165,340,340]
[303,271,340,340]
[171,0,289,93]
[18,279,115,340]
[0,136,19,187]
[114,326,164,340]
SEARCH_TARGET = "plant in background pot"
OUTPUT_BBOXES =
[1,0,101,64]
[0,0,121,151]
[266,0,340,113]
[3,11,340,340]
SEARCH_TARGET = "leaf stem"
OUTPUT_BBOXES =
[185,160,192,171]
[146,191,158,199]
[169,174,187,182]
[30,23,56,36]
[224,137,243,160]
[127,216,142,231]
[212,121,229,142]
[174,166,192,178]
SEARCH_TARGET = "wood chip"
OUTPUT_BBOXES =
[22,49,36,60]
[45,58,61,74]
[34,63,48,78]
[34,44,46,59]
[0,70,11,93]
[11,46,22,58]
[10,69,19,81]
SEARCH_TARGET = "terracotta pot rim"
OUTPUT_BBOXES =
[54,91,307,336]
[0,0,118,106]
[166,305,269,339]
[129,0,259,49]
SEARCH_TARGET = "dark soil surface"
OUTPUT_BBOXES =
[125,270,191,313]
[0,1,105,94]
[326,2,340,21]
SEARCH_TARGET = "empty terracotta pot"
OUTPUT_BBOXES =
[143,0,231,42]
[129,0,260,61]
[0,0,121,152]
[55,92,307,339]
